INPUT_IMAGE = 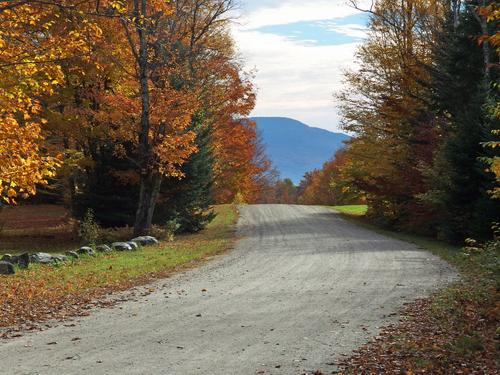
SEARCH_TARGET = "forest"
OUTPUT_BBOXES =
[297,0,499,244]
[0,0,282,236]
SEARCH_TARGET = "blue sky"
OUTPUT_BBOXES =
[233,1,371,132]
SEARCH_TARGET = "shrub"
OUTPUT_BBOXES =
[78,209,100,246]
[165,219,181,241]
[97,226,134,243]
[149,219,180,242]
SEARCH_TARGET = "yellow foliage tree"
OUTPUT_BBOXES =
[0,1,102,203]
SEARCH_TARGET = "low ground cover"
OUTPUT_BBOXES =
[331,205,368,216]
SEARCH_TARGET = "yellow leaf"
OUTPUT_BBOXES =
[7,188,16,198]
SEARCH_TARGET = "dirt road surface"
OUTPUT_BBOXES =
[0,205,455,374]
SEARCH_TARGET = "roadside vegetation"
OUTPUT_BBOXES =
[0,205,237,335]
[331,205,367,217]
[297,0,499,245]
[331,205,499,373]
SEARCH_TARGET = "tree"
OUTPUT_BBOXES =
[337,0,447,228]
[111,0,239,235]
[0,1,103,203]
[477,2,500,199]
[421,3,499,241]
[154,117,215,232]
[298,149,363,206]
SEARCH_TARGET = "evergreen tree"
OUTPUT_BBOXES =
[72,143,138,227]
[154,116,216,233]
[423,7,499,242]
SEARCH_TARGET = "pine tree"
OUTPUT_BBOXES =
[72,143,138,227]
[423,6,499,242]
[154,116,216,233]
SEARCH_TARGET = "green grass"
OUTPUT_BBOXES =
[331,204,368,216]
[45,205,237,283]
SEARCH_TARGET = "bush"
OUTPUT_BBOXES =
[165,219,181,241]
[149,219,180,242]
[78,209,100,246]
[97,226,134,243]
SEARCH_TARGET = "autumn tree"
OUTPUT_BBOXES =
[338,0,447,228]
[477,2,500,199]
[298,149,362,206]
[0,1,104,203]
[337,0,499,239]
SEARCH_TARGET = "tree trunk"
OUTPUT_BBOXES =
[134,171,162,235]
[133,0,159,235]
[471,0,491,82]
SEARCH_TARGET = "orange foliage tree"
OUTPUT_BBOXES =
[298,149,363,206]
[209,61,272,204]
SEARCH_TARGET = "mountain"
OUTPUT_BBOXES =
[252,117,350,184]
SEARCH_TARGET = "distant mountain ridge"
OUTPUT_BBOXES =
[252,117,350,184]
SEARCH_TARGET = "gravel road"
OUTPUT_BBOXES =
[0,205,455,374]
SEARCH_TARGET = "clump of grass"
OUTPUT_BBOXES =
[331,204,368,216]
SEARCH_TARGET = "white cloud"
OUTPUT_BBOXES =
[319,21,368,39]
[238,0,371,30]
[232,1,368,132]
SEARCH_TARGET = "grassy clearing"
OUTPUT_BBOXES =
[331,204,368,216]
[0,205,238,331]
[0,204,77,255]
[330,207,499,373]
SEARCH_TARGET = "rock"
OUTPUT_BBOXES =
[51,254,69,263]
[30,252,53,264]
[30,253,68,264]
[66,251,79,259]
[126,241,139,250]
[96,244,112,253]
[77,246,95,256]
[17,252,30,268]
[1,253,30,268]
[131,236,159,246]
[0,261,15,275]
[112,242,133,251]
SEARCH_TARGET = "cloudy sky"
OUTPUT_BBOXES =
[232,0,370,132]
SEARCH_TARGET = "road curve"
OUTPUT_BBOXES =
[0,205,454,374]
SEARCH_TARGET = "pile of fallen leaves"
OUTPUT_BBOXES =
[337,239,499,374]
[0,263,145,336]
[0,258,216,338]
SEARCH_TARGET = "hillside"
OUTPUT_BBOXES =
[253,117,350,183]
